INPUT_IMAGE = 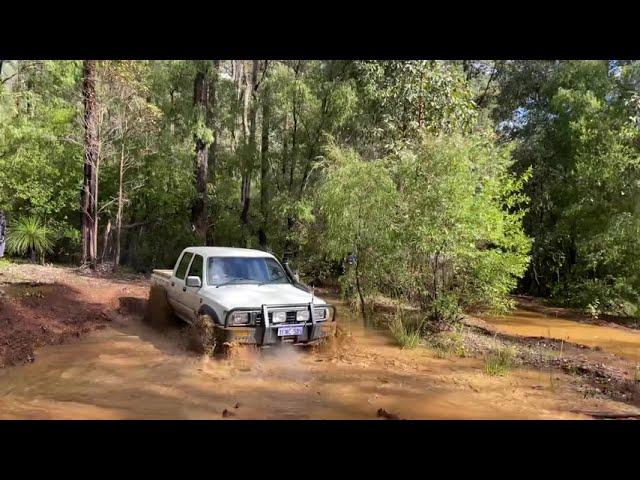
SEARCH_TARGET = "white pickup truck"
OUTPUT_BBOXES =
[150,247,336,352]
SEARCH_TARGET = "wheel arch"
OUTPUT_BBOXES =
[197,304,222,325]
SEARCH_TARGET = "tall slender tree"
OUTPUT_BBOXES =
[192,62,210,244]
[81,60,99,268]
[240,60,260,229]
[206,60,220,244]
[259,61,271,247]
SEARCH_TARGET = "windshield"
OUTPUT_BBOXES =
[207,256,290,286]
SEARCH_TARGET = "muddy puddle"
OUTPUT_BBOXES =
[3,293,629,419]
[482,307,640,363]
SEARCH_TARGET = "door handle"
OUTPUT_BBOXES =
[183,287,187,292]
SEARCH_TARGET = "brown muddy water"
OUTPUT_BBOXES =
[0,296,634,419]
[482,307,640,363]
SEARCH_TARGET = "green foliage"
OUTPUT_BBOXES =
[349,61,477,157]
[495,60,640,316]
[315,144,398,307]
[0,61,82,234]
[314,133,531,323]
[8,59,617,325]
[390,134,531,319]
[6,216,53,262]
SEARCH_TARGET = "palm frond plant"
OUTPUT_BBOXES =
[6,216,53,264]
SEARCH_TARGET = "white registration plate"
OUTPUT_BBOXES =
[277,326,303,336]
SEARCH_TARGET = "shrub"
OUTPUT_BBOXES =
[390,134,531,320]
[316,136,532,324]
[555,278,640,318]
[315,145,398,319]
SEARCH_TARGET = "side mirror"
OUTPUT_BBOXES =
[293,272,300,282]
[186,276,202,288]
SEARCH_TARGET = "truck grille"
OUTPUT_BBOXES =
[255,311,300,325]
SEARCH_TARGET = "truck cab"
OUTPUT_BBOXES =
[152,247,336,348]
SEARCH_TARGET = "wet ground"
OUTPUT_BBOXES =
[481,299,640,363]
[0,264,639,419]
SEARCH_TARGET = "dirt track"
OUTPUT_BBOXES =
[0,263,639,419]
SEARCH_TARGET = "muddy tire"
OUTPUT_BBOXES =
[191,314,223,357]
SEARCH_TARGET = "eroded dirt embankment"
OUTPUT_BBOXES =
[0,263,639,419]
[0,263,149,367]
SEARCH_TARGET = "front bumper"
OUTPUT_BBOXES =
[219,303,337,346]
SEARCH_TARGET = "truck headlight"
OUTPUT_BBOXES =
[230,311,250,325]
[313,308,328,320]
[296,310,310,322]
[272,311,287,323]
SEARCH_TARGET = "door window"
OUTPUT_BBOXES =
[187,254,204,283]
[175,252,193,280]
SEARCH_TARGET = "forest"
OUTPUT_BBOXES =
[1,60,639,322]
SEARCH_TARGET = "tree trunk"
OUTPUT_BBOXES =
[0,211,6,258]
[94,125,101,264]
[354,256,367,322]
[258,63,270,248]
[206,60,220,245]
[289,91,298,193]
[281,115,288,184]
[231,60,245,152]
[417,66,425,128]
[81,60,99,269]
[114,133,125,270]
[192,64,209,245]
[240,60,259,228]
[283,81,300,256]
[101,217,111,262]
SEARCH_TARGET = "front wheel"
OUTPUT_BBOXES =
[190,314,219,356]
[191,314,239,357]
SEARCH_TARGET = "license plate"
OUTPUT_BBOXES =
[277,326,303,336]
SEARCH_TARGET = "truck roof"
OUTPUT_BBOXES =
[181,246,277,259]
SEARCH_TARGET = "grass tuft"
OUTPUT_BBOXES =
[484,345,515,376]
[388,308,424,349]
[428,326,466,358]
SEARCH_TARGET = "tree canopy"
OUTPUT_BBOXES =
[1,59,638,319]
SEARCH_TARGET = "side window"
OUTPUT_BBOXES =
[175,252,193,280]
[187,254,203,282]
